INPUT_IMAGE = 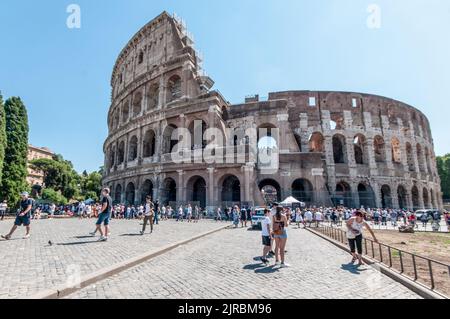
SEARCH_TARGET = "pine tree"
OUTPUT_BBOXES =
[1,97,29,206]
[0,92,6,190]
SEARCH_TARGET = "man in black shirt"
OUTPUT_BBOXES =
[91,188,113,242]
[1,192,34,240]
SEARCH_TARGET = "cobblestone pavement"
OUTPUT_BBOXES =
[0,218,227,299]
[67,225,420,299]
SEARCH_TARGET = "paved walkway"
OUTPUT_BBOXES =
[0,218,226,299]
[67,225,420,299]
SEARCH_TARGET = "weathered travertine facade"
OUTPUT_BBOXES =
[103,12,443,211]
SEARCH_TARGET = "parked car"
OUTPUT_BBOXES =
[251,207,267,230]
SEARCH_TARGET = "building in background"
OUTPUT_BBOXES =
[27,145,54,186]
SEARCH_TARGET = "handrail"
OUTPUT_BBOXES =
[310,224,450,296]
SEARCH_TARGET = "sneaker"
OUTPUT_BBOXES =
[140,231,144,235]
[280,263,290,268]
[275,261,281,266]
[23,234,31,239]
[98,236,108,242]
[1,235,10,240]
[89,232,96,237]
[260,257,269,265]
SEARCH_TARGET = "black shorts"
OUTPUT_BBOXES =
[262,236,271,247]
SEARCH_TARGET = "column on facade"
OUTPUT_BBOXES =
[124,133,130,168]
[350,182,360,208]
[177,170,185,204]
[207,167,215,210]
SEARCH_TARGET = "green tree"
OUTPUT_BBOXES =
[1,97,29,206]
[437,154,450,200]
[41,188,68,205]
[30,154,80,200]
[80,170,102,201]
[0,92,6,188]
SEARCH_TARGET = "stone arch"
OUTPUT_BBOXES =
[391,137,401,164]
[335,182,352,207]
[425,147,432,174]
[187,119,208,150]
[122,101,130,124]
[118,141,125,164]
[114,184,122,204]
[292,179,313,204]
[186,176,207,208]
[162,124,178,154]
[293,133,302,152]
[411,186,419,210]
[138,50,144,64]
[405,142,415,172]
[161,178,177,205]
[113,110,120,129]
[143,129,156,158]
[167,74,182,102]
[397,185,408,210]
[147,83,159,110]
[140,179,154,204]
[308,132,324,153]
[374,135,386,163]
[125,182,136,205]
[380,185,392,209]
[358,183,375,208]
[259,179,281,204]
[416,144,425,172]
[132,91,143,117]
[220,174,241,206]
[128,135,138,161]
[332,134,347,164]
[257,123,278,151]
[109,146,116,168]
[353,134,368,165]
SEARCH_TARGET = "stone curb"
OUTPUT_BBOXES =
[306,227,447,300]
[29,223,232,299]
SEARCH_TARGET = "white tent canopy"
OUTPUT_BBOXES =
[280,196,304,206]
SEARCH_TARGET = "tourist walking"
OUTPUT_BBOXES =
[295,208,304,228]
[240,207,248,228]
[272,207,289,267]
[260,209,272,265]
[140,196,154,235]
[0,200,7,221]
[346,211,378,266]
[232,205,240,228]
[304,209,313,227]
[1,192,34,240]
[89,188,113,242]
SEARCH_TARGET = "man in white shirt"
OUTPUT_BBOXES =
[0,201,7,221]
[315,210,323,227]
[304,210,313,227]
[260,209,272,265]
[140,196,154,235]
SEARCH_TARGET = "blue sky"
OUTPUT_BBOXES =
[1,0,449,172]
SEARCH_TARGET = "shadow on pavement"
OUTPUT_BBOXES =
[340,263,369,275]
[57,240,101,246]
[119,233,144,237]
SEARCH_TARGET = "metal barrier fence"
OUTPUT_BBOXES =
[311,224,450,297]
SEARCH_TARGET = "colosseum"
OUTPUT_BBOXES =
[103,11,443,212]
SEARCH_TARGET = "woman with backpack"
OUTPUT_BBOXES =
[272,206,289,268]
